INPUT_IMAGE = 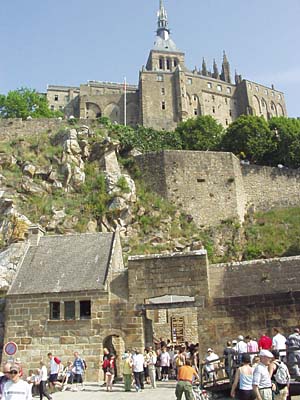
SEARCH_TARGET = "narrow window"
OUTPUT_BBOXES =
[229,109,232,116]
[225,98,228,105]
[217,85,222,92]
[212,106,215,113]
[194,109,198,116]
[54,95,59,101]
[65,301,75,320]
[50,105,55,111]
[80,300,91,320]
[255,86,259,92]
[50,302,60,320]
[207,82,212,89]
[161,101,166,110]
[174,59,178,67]
[212,95,215,101]
[226,119,229,126]
[187,78,192,85]
[226,87,231,94]
[157,75,163,82]
[166,59,170,70]
[193,95,197,101]
[161,88,165,95]
[159,58,163,69]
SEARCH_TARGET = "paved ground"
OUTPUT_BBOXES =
[48,381,179,400]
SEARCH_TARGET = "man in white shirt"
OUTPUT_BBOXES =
[132,349,145,392]
[253,350,274,400]
[204,348,219,382]
[272,328,287,360]
[3,365,32,400]
[160,347,170,381]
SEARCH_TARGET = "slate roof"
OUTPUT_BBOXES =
[8,232,115,295]
[153,36,181,53]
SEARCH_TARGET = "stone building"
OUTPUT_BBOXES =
[3,224,300,380]
[47,1,287,129]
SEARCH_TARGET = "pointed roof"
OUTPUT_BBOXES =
[153,0,180,53]
[8,232,116,295]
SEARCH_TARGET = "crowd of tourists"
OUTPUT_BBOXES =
[0,327,299,399]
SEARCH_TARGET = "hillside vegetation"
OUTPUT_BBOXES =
[0,116,300,264]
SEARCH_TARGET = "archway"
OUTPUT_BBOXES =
[104,103,121,124]
[86,102,101,119]
[103,334,125,378]
[252,95,261,116]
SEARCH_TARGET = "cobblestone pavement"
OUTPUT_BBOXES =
[48,381,179,400]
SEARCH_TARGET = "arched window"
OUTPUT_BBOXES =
[159,58,164,70]
[166,59,171,70]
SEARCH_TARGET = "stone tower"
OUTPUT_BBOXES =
[220,51,231,83]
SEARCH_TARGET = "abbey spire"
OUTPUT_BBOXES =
[157,0,169,40]
[152,0,180,52]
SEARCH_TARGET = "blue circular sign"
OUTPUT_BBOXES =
[4,341,18,356]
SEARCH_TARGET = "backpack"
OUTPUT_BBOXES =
[274,361,290,384]
[54,356,61,364]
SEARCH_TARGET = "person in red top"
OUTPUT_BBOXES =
[258,331,272,350]
[175,359,199,400]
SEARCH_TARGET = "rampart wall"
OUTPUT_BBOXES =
[136,151,300,226]
[242,164,300,210]
[0,118,96,140]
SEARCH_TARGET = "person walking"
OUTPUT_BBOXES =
[72,351,85,391]
[3,364,32,400]
[105,354,115,392]
[38,360,52,400]
[252,350,274,400]
[269,350,290,400]
[132,349,145,392]
[148,350,157,389]
[122,351,133,392]
[230,354,255,400]
[0,363,11,399]
[175,359,199,400]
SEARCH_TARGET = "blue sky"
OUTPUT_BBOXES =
[1,0,299,117]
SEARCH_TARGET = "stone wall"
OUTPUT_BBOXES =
[0,119,97,141]
[242,164,300,211]
[135,151,247,226]
[136,151,300,227]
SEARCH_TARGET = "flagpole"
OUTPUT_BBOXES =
[124,77,127,126]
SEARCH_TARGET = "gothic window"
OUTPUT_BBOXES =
[50,302,60,320]
[159,58,164,69]
[207,82,212,89]
[217,85,222,92]
[157,74,163,82]
[65,301,75,320]
[255,86,259,92]
[193,95,197,101]
[194,109,198,116]
[212,106,215,113]
[229,109,232,116]
[80,301,91,320]
[174,59,178,67]
[226,87,231,94]
[161,101,166,110]
[166,59,171,70]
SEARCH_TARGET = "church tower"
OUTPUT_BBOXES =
[145,0,185,71]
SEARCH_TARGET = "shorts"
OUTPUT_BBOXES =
[161,366,169,375]
[73,373,83,383]
[49,374,58,383]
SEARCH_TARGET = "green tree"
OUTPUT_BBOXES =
[0,88,63,119]
[268,117,300,168]
[221,115,275,163]
[175,115,224,151]
[118,125,182,153]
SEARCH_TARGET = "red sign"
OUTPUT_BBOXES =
[4,341,18,356]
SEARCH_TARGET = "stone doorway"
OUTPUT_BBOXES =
[103,334,125,378]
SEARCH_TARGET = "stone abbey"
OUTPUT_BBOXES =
[47,1,287,130]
